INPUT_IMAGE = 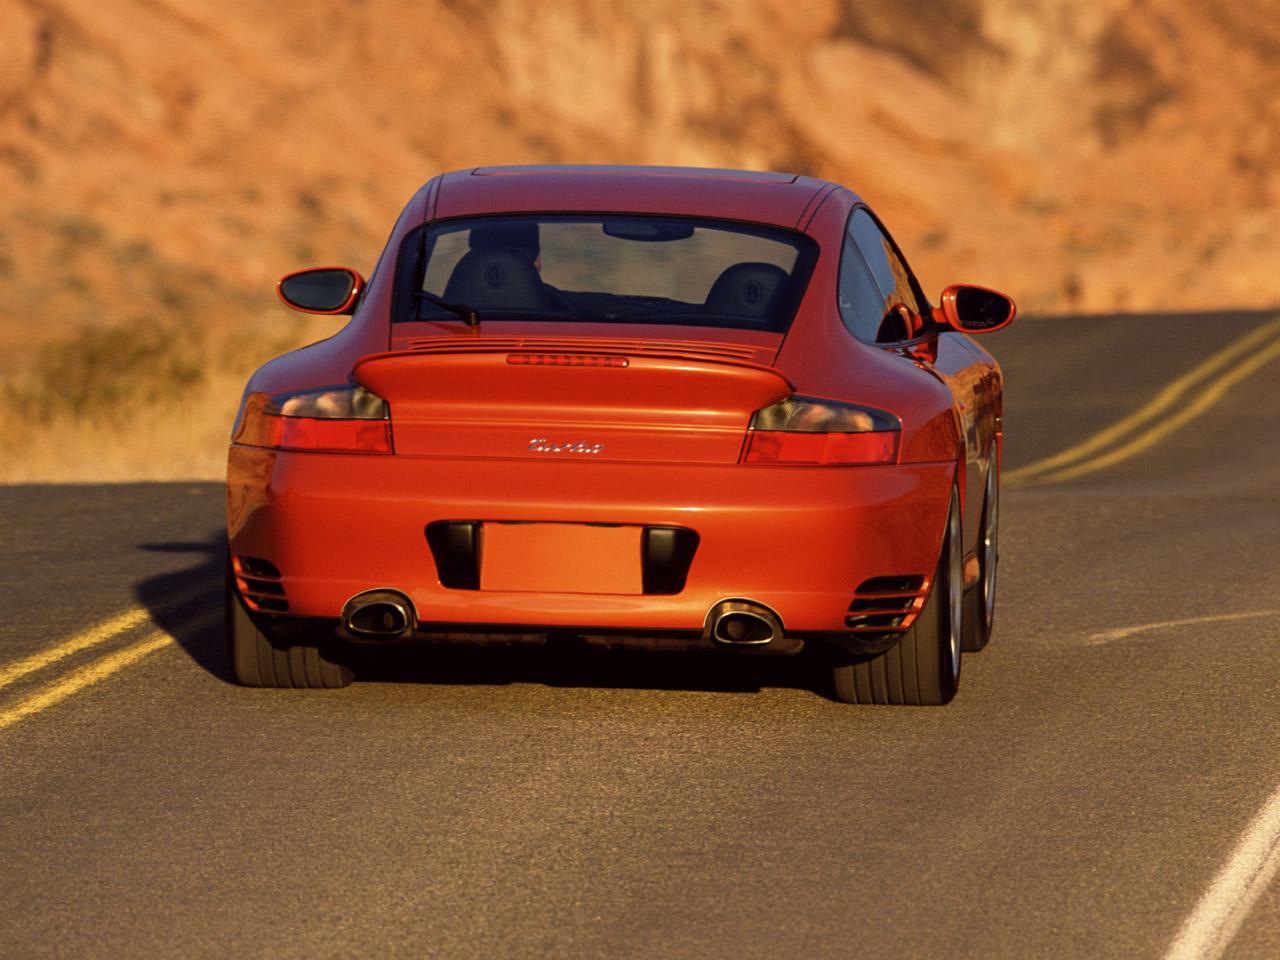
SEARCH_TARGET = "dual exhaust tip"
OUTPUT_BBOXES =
[342,591,789,651]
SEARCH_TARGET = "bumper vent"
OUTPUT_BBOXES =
[425,521,482,590]
[845,574,927,635]
[233,556,289,613]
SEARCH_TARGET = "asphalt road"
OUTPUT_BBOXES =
[2,309,1279,959]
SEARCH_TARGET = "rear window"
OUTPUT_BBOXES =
[395,215,817,331]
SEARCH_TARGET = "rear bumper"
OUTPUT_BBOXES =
[227,445,954,636]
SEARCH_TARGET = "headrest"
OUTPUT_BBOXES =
[704,262,789,320]
[442,248,551,312]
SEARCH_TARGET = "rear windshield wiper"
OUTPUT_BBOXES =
[413,290,480,327]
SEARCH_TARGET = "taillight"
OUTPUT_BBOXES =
[234,385,392,454]
[742,396,899,465]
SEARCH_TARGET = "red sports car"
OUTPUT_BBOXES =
[226,165,1014,704]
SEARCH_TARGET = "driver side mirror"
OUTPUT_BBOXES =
[934,284,1016,333]
[277,267,365,315]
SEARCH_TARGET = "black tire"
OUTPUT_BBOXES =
[832,487,963,705]
[225,567,354,689]
[962,461,999,653]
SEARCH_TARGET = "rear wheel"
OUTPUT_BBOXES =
[225,566,354,688]
[831,487,963,705]
[962,461,999,652]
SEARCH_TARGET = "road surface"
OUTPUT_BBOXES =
[2,309,1279,958]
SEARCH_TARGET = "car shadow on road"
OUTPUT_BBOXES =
[353,640,825,698]
[133,531,233,683]
[131,529,831,698]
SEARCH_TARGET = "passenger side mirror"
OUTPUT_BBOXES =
[277,267,365,315]
[935,284,1016,333]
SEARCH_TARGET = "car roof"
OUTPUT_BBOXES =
[429,165,843,228]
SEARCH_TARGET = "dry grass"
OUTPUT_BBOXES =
[0,316,337,483]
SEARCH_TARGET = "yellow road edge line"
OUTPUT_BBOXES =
[0,611,222,733]
[1005,316,1280,484]
[1031,335,1280,484]
[0,583,212,691]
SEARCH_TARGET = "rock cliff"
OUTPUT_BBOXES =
[1,0,1277,359]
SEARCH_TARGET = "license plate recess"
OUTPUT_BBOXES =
[480,522,643,594]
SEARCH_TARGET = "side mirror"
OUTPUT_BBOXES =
[935,284,1016,333]
[277,267,365,315]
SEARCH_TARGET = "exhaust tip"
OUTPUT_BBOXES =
[349,602,408,636]
[716,612,774,645]
[708,600,783,647]
[341,590,414,640]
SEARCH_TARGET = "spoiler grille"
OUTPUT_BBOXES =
[405,336,764,363]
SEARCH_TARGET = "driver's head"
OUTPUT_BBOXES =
[468,221,541,270]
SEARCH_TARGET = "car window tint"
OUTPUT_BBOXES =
[848,208,924,327]
[837,234,889,343]
[422,229,470,294]
[537,223,796,302]
[405,215,818,332]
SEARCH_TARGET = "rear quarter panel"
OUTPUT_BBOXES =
[775,187,963,469]
[230,180,436,434]
[930,331,1003,551]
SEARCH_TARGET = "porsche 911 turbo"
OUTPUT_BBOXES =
[226,165,1015,704]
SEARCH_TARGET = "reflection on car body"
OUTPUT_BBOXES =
[228,165,1015,705]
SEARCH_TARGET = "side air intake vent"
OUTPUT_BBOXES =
[845,574,927,634]
[233,556,289,613]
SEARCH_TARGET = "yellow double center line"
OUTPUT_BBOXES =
[1005,316,1280,486]
[6,319,1280,723]
[0,587,218,732]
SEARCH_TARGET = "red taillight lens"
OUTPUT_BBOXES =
[743,430,899,465]
[274,417,391,453]
[234,386,392,454]
[742,396,900,466]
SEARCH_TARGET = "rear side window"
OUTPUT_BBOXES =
[396,215,818,332]
[839,208,929,344]
[837,237,890,344]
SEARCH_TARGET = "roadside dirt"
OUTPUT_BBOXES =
[0,0,1277,480]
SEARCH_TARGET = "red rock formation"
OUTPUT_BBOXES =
[1,0,1277,367]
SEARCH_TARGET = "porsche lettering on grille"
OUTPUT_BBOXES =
[528,437,605,455]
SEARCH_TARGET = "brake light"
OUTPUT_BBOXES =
[234,385,392,454]
[742,396,899,465]
[507,353,629,367]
